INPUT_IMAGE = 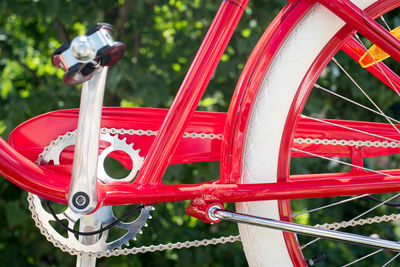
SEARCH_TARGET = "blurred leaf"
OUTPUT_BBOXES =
[6,201,25,227]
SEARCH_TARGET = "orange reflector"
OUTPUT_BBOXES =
[359,26,400,68]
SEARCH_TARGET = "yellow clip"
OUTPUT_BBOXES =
[359,26,400,68]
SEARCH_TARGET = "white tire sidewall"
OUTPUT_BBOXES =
[237,1,378,266]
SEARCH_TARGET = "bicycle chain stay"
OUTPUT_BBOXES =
[29,190,400,258]
[28,128,400,257]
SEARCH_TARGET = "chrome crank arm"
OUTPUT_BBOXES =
[68,66,108,214]
[210,207,400,252]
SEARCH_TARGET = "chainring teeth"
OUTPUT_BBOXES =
[97,132,144,183]
[29,191,153,255]
[38,130,144,182]
[28,128,152,256]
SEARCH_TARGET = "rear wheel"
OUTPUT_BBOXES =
[237,0,400,266]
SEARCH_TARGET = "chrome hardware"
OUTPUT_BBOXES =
[211,208,400,252]
[52,23,125,85]
[71,35,97,61]
[68,67,108,214]
[51,23,126,213]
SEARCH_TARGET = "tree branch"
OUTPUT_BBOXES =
[54,17,69,43]
[17,60,46,86]
[105,6,119,26]
[117,0,130,42]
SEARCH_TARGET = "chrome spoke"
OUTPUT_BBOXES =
[296,12,400,267]
[292,194,370,218]
[380,15,392,32]
[314,83,400,124]
[332,57,400,136]
[341,249,382,267]
[294,147,400,249]
[301,191,400,249]
[300,114,400,144]
[354,33,400,98]
[292,148,391,176]
[382,253,400,267]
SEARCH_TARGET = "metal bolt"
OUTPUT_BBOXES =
[71,35,96,61]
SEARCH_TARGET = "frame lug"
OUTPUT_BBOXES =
[186,201,224,223]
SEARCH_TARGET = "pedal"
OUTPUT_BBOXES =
[359,25,400,68]
[52,23,125,85]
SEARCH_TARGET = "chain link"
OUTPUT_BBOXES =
[97,236,241,258]
[28,192,240,258]
[314,213,400,230]
[294,137,400,230]
[30,129,400,257]
[30,127,238,258]
[294,137,400,148]
[36,127,223,165]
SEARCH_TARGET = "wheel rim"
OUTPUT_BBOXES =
[279,1,400,265]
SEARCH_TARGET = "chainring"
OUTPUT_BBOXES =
[28,130,153,255]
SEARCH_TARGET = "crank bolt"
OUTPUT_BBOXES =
[71,35,96,61]
[71,191,90,210]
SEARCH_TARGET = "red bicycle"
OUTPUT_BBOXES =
[3,0,400,265]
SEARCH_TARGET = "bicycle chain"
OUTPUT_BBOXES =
[29,130,399,257]
[28,192,239,258]
[36,127,223,165]
[294,137,400,230]
[30,127,239,258]
[294,137,400,148]
[314,213,400,230]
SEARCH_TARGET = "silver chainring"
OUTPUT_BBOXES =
[28,130,153,255]
[25,129,400,257]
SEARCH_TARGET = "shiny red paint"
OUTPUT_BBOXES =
[317,0,400,62]
[135,0,249,185]
[341,37,400,94]
[221,1,313,265]
[0,3,398,256]
[278,1,400,265]
[221,0,314,184]
[280,0,400,185]
[97,170,400,206]
[292,117,400,158]
[9,107,226,166]
[186,201,224,223]
[0,137,69,203]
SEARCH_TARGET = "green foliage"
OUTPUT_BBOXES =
[0,0,284,266]
[291,10,400,266]
[1,0,399,266]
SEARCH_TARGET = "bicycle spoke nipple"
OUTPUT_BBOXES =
[306,253,326,266]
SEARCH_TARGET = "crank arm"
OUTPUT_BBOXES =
[210,207,400,252]
[68,67,108,214]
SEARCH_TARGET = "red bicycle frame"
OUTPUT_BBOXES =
[2,0,400,219]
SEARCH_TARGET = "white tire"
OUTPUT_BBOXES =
[238,0,384,266]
